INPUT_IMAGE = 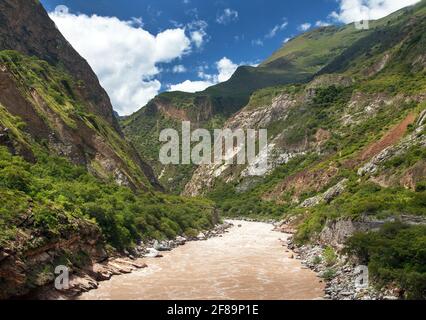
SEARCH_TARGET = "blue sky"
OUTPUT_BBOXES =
[40,0,420,115]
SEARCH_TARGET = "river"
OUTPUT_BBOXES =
[80,220,325,300]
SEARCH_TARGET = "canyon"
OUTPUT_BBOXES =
[0,0,425,300]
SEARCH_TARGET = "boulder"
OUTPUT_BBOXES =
[197,232,206,241]
[175,236,187,245]
[144,248,160,258]
[154,240,171,251]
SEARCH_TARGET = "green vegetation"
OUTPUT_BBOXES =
[1,0,425,299]
[0,146,216,251]
[261,24,368,71]
[312,255,322,265]
[323,246,338,266]
[382,144,426,172]
[321,268,337,281]
[294,182,426,243]
[121,103,196,193]
[121,5,380,193]
[208,181,284,220]
[246,84,302,110]
[0,50,81,129]
[121,1,426,299]
[157,91,197,110]
[0,103,29,147]
[206,153,321,219]
[346,222,426,299]
[0,50,153,188]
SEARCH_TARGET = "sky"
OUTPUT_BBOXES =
[40,0,421,116]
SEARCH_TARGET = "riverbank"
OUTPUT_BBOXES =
[79,220,324,300]
[282,233,401,300]
[33,223,233,300]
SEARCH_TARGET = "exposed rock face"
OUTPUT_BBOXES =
[29,257,148,300]
[0,217,104,300]
[319,214,426,250]
[364,53,391,77]
[358,118,426,180]
[300,179,348,208]
[263,166,339,204]
[183,94,301,196]
[305,74,353,97]
[0,1,165,298]
[147,95,214,126]
[318,219,382,250]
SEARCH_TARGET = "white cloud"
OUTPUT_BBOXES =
[49,8,192,116]
[216,8,239,25]
[283,37,292,44]
[187,20,209,49]
[331,0,421,23]
[265,20,288,39]
[168,80,213,93]
[298,23,312,31]
[130,17,144,28]
[190,30,205,48]
[216,57,239,82]
[315,20,331,27]
[172,65,187,73]
[168,57,239,93]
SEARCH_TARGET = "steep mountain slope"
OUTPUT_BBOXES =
[185,1,426,299]
[0,0,217,299]
[0,0,159,190]
[122,19,371,193]
[0,0,116,127]
[185,1,426,197]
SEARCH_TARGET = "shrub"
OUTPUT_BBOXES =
[323,246,338,266]
[346,222,426,299]
[416,181,426,192]
[312,256,322,265]
[321,268,337,281]
[0,166,31,192]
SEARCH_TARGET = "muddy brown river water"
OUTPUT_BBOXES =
[80,221,325,300]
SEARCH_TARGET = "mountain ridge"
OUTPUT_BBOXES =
[121,14,372,193]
